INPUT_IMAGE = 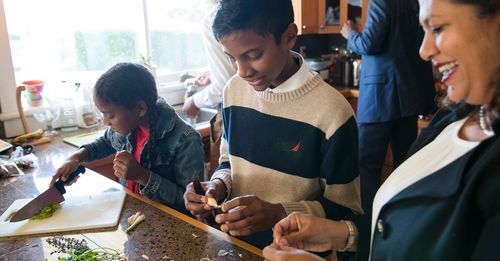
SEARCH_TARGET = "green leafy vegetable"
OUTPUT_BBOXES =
[46,236,127,260]
[57,247,127,261]
[31,203,61,220]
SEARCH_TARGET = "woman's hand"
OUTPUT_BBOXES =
[263,243,324,261]
[113,151,150,185]
[215,195,287,237]
[272,212,350,252]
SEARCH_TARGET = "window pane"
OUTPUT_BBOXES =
[5,0,145,82]
[147,0,209,75]
[4,0,208,83]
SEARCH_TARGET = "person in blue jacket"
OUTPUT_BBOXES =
[341,0,436,213]
[52,63,204,213]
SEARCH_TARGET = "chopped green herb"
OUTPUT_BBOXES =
[46,236,127,260]
[31,203,61,220]
[57,248,127,261]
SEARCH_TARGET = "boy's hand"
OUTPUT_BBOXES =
[113,151,150,185]
[50,158,80,187]
[184,180,226,219]
[263,243,323,261]
[215,195,287,236]
[272,212,347,252]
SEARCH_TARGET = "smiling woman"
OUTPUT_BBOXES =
[263,0,500,260]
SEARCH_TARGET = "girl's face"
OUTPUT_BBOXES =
[419,0,500,105]
[95,97,145,136]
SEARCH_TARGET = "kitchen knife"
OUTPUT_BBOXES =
[191,172,219,227]
[9,165,86,222]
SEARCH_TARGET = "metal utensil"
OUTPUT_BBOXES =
[9,166,86,222]
[192,172,205,195]
[191,172,219,226]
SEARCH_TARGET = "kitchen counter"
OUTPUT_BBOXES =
[0,130,262,260]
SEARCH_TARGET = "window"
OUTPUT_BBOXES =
[4,0,210,84]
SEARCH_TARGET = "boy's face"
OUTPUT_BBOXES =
[220,25,298,91]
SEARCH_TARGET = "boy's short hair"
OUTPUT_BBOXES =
[212,0,294,44]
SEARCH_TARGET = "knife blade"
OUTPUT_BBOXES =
[191,172,219,226]
[192,172,205,195]
[9,165,86,222]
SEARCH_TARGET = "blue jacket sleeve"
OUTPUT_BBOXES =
[348,0,390,55]
[81,128,117,161]
[140,132,205,212]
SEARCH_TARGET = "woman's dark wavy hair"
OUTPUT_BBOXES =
[94,62,159,167]
[453,0,499,17]
[442,0,500,134]
[212,0,294,44]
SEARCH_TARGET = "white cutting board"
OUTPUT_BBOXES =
[0,190,126,237]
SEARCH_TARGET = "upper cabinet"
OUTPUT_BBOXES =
[292,0,319,35]
[293,0,369,35]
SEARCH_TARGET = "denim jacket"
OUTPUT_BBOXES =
[82,98,204,212]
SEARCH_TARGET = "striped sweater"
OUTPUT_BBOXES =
[212,74,363,220]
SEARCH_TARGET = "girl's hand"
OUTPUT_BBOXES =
[215,195,287,237]
[113,151,150,185]
[272,212,350,252]
[51,158,80,187]
[263,243,324,261]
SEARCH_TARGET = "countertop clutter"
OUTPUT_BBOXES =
[0,130,261,260]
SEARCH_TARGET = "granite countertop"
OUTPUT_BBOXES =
[0,130,261,260]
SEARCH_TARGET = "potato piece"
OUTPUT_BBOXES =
[207,197,220,208]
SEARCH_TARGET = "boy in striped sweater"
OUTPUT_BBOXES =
[184,0,362,248]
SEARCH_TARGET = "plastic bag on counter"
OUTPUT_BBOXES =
[12,153,39,169]
[6,146,39,170]
[0,162,23,178]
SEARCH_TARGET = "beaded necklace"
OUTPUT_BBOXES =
[479,105,494,136]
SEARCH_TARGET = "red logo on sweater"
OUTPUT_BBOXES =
[291,142,301,152]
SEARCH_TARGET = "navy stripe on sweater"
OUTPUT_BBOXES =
[222,106,358,185]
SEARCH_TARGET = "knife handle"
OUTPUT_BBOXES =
[54,165,86,194]
[192,172,205,195]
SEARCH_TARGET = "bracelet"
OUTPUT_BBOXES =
[339,220,355,252]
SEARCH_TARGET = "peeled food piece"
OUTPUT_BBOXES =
[207,197,221,208]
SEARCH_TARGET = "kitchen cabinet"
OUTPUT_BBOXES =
[292,0,319,34]
[292,0,369,35]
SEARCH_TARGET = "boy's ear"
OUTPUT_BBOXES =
[282,23,298,49]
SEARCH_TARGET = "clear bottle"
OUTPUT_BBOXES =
[75,84,98,128]
[59,81,79,132]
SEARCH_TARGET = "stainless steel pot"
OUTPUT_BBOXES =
[305,57,333,80]
[305,57,332,71]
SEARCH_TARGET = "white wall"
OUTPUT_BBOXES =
[0,0,31,138]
